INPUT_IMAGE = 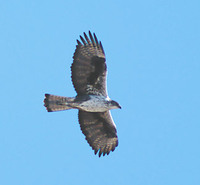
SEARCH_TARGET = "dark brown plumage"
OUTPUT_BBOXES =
[79,111,118,157]
[71,31,107,96]
[44,31,120,157]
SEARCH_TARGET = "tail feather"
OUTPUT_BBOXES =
[44,94,75,112]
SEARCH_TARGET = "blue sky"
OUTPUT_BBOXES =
[0,0,200,184]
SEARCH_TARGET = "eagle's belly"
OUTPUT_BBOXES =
[76,95,109,112]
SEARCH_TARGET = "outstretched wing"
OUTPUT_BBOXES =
[71,31,107,96]
[78,110,118,157]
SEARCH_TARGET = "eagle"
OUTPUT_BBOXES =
[44,31,121,157]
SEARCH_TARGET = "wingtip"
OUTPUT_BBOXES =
[76,39,82,45]
[93,32,99,44]
[93,148,113,158]
[80,35,86,45]
[98,150,102,157]
[99,41,105,54]
[94,149,98,155]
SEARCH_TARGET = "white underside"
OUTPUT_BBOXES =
[76,95,110,112]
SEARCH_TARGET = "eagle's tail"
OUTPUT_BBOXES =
[44,94,75,112]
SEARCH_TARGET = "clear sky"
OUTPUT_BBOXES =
[0,0,199,185]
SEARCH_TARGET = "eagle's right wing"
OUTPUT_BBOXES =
[71,31,107,96]
[78,110,118,157]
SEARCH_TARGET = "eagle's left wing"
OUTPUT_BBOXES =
[71,31,107,96]
[78,110,118,157]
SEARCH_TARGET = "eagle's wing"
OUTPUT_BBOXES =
[71,31,107,96]
[78,110,118,157]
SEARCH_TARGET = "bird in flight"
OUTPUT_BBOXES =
[44,31,121,157]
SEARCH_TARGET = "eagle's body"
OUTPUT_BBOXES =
[44,31,121,157]
[45,94,119,112]
[74,95,116,112]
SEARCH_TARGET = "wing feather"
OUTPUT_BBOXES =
[93,33,99,48]
[89,31,95,46]
[80,35,87,45]
[76,39,82,45]
[99,41,105,55]
[83,32,91,44]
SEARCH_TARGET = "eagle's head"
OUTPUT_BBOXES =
[109,100,121,110]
